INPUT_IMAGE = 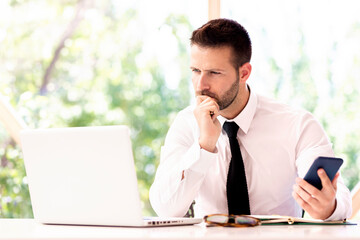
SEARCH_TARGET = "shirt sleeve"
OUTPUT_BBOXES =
[149,109,218,217]
[295,112,352,220]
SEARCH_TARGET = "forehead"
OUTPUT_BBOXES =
[190,45,234,69]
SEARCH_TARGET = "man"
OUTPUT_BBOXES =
[149,18,352,220]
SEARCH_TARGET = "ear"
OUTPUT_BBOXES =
[238,62,252,83]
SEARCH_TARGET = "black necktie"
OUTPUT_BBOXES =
[223,121,250,215]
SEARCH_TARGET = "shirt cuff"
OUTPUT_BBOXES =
[324,198,346,221]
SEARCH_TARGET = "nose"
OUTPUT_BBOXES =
[195,72,210,92]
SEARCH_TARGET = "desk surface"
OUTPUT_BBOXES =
[0,219,359,240]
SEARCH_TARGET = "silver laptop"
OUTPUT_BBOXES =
[20,125,202,227]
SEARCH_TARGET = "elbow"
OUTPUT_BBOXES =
[149,184,188,217]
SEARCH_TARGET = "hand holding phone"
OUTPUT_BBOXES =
[303,156,343,190]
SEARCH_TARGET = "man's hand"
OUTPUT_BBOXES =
[193,96,221,153]
[292,169,339,220]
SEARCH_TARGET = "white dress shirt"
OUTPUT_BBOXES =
[149,87,352,220]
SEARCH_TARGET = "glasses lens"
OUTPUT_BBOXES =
[235,216,258,225]
[206,215,229,223]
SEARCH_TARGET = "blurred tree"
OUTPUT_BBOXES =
[0,0,192,217]
[1,0,359,219]
[266,18,360,191]
[0,140,33,217]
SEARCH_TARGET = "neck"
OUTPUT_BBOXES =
[220,84,250,119]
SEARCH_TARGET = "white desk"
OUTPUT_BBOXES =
[0,219,359,240]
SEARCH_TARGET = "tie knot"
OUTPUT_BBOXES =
[223,121,239,138]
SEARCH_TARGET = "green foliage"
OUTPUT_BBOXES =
[0,0,192,217]
[1,0,359,219]
[266,24,360,190]
[0,141,33,218]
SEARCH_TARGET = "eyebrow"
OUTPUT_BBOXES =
[190,67,225,72]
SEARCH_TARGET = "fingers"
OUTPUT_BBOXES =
[292,172,338,219]
[293,178,320,205]
[196,95,219,109]
[292,189,312,212]
[194,95,222,152]
[196,96,220,119]
[292,179,323,218]
[295,178,321,199]
[196,95,208,105]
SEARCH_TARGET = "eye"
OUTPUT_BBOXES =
[210,71,221,75]
[191,68,201,73]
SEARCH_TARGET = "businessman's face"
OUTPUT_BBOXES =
[190,45,239,110]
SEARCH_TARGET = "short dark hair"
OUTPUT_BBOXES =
[190,18,252,69]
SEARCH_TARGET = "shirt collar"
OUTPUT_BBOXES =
[218,85,258,134]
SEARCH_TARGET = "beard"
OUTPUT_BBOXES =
[196,76,239,110]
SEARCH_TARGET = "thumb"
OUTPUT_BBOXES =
[332,172,340,191]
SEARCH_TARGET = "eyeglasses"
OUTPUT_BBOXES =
[204,214,261,227]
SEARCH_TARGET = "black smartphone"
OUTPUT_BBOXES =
[303,156,343,190]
